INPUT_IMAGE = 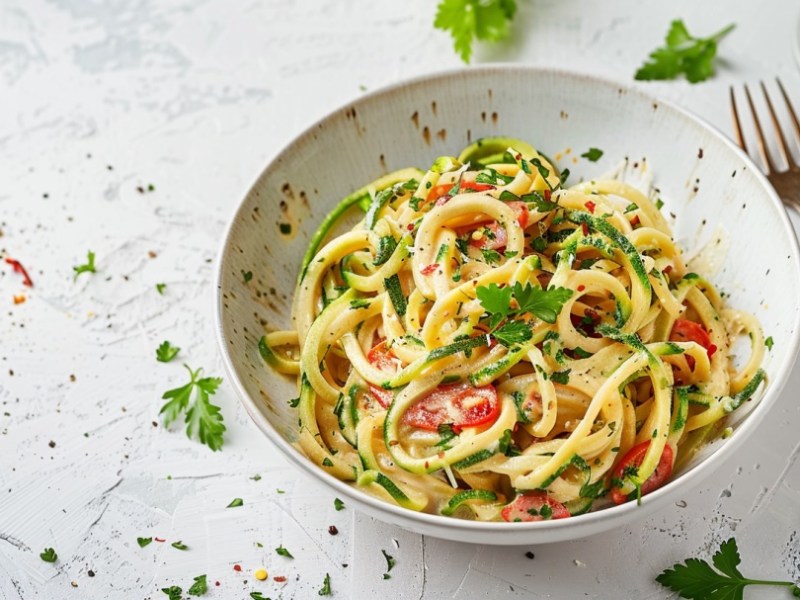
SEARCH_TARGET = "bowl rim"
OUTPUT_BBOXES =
[214,64,800,536]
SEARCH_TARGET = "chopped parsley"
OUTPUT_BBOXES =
[581,148,604,162]
[334,498,345,511]
[73,250,97,279]
[156,283,167,294]
[480,247,502,264]
[137,537,153,548]
[227,497,244,508]
[156,340,180,363]
[275,545,294,559]
[318,573,332,596]
[765,336,774,351]
[171,540,188,551]
[382,549,396,579]
[242,270,253,283]
[40,547,57,563]
[161,587,183,600]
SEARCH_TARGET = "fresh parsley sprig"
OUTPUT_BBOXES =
[160,365,225,451]
[635,20,735,83]
[656,538,800,599]
[434,0,517,63]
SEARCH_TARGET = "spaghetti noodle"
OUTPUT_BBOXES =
[260,137,766,521]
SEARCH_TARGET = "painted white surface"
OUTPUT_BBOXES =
[0,1,798,598]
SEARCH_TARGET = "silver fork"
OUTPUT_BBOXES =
[730,79,800,210]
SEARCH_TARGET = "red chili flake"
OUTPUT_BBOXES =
[420,263,439,275]
[154,537,166,543]
[515,153,522,160]
[707,344,718,359]
[663,265,673,275]
[274,576,287,583]
[581,223,589,236]
[407,223,415,231]
[577,285,585,292]
[543,189,551,201]
[585,201,596,213]
[233,564,242,572]
[630,215,640,227]
[5,258,33,287]
[215,581,220,587]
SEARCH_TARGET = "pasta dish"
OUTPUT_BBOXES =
[259,137,765,521]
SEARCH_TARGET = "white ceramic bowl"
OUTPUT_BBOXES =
[215,66,800,544]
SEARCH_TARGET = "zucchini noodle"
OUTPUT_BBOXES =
[260,137,766,522]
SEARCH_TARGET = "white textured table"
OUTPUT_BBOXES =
[1,1,799,598]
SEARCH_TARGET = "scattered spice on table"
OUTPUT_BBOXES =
[5,258,33,287]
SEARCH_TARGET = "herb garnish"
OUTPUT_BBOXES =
[40,547,57,563]
[156,283,167,294]
[334,498,345,511]
[227,497,244,508]
[161,586,183,600]
[276,545,294,559]
[581,148,604,162]
[73,250,97,279]
[434,0,517,63]
[765,336,774,351]
[656,537,800,598]
[156,341,180,363]
[242,270,253,283]
[318,573,332,596]
[187,575,207,596]
[160,365,225,451]
[250,593,270,600]
[382,549,396,579]
[137,537,153,548]
[171,540,188,550]
[635,20,735,83]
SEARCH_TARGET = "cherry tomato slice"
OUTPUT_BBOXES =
[468,202,529,251]
[669,318,717,359]
[501,491,571,522]
[403,383,500,431]
[610,441,674,505]
[366,342,399,409]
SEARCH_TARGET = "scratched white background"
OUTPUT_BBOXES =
[1,1,799,598]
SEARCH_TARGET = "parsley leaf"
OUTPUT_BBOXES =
[522,191,558,212]
[318,573,332,596]
[493,320,533,347]
[73,250,97,279]
[160,365,226,451]
[227,497,243,508]
[137,537,153,548]
[250,593,270,600]
[187,574,207,596]
[765,336,774,351]
[434,0,517,63]
[476,283,513,330]
[276,545,294,559]
[40,547,57,563]
[512,282,573,324]
[480,247,502,265]
[156,283,167,295]
[161,586,183,600]
[156,341,180,363]
[382,549,396,578]
[334,498,345,511]
[171,540,188,550]
[581,148,604,162]
[656,537,800,599]
[635,20,735,83]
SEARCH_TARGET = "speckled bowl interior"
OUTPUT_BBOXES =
[215,66,800,544]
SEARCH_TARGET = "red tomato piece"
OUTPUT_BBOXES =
[420,263,439,275]
[500,491,570,522]
[468,202,529,250]
[610,441,674,505]
[403,383,500,431]
[670,318,717,360]
[367,342,399,408]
